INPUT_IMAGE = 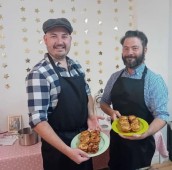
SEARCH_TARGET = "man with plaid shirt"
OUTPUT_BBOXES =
[26,18,101,170]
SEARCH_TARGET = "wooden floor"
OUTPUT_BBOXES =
[98,160,172,170]
[150,160,172,170]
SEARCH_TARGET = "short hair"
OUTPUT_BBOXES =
[120,30,148,48]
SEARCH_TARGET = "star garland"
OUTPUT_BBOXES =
[0,3,10,89]
[0,0,136,92]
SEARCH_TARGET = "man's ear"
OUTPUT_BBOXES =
[144,47,147,54]
[70,35,72,41]
[43,34,47,44]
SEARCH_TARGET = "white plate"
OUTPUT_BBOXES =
[70,131,110,157]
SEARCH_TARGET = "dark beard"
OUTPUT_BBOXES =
[122,52,145,69]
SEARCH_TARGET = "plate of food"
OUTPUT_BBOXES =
[71,130,110,157]
[112,115,149,136]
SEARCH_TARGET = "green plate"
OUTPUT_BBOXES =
[112,118,149,136]
[71,131,110,157]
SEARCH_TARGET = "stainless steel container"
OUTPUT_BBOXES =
[18,127,38,146]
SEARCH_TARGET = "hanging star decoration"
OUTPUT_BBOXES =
[49,9,54,13]
[98,31,103,36]
[2,63,7,68]
[115,36,119,40]
[114,8,118,13]
[2,52,7,57]
[74,51,78,56]
[99,80,103,85]
[39,40,43,44]
[36,29,41,33]
[86,68,90,73]
[22,37,28,42]
[98,20,102,25]
[38,50,44,54]
[35,18,41,23]
[129,6,133,10]
[0,15,3,20]
[115,56,119,60]
[0,33,5,39]
[71,7,75,12]
[99,51,102,55]
[87,78,91,82]
[20,7,25,12]
[116,64,119,69]
[35,8,40,13]
[84,18,88,23]
[4,74,9,79]
[25,48,30,53]
[84,29,88,34]
[61,10,65,14]
[129,22,132,27]
[97,0,102,4]
[73,30,77,35]
[115,47,119,51]
[21,17,26,22]
[98,61,102,66]
[114,26,118,31]
[73,41,78,46]
[0,44,5,49]
[84,40,89,44]
[26,68,31,72]
[85,60,90,65]
[5,84,10,89]
[0,25,4,30]
[22,28,27,32]
[72,18,77,23]
[25,58,30,63]
[99,69,103,74]
[85,50,90,55]
[98,41,102,45]
[97,10,101,14]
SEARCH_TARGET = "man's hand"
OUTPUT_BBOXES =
[87,115,104,130]
[67,148,90,164]
[119,132,148,140]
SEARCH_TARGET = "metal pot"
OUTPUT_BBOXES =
[18,127,39,146]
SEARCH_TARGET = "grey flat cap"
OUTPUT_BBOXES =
[42,18,73,34]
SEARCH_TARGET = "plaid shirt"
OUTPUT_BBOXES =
[26,53,91,128]
[101,63,169,122]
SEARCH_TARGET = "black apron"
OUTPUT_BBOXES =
[109,66,155,170]
[41,54,93,170]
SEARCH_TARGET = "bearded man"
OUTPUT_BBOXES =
[100,30,169,170]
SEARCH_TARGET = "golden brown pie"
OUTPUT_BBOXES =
[118,115,141,133]
[78,130,101,153]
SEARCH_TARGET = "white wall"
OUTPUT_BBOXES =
[136,0,172,146]
[136,0,171,116]
[0,0,171,132]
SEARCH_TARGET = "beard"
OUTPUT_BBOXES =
[122,52,145,69]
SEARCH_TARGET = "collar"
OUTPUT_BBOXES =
[124,63,145,76]
[45,53,71,67]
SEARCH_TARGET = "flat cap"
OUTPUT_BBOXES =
[42,18,73,34]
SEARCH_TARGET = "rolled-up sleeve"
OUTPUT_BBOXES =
[145,74,169,122]
[26,71,50,128]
